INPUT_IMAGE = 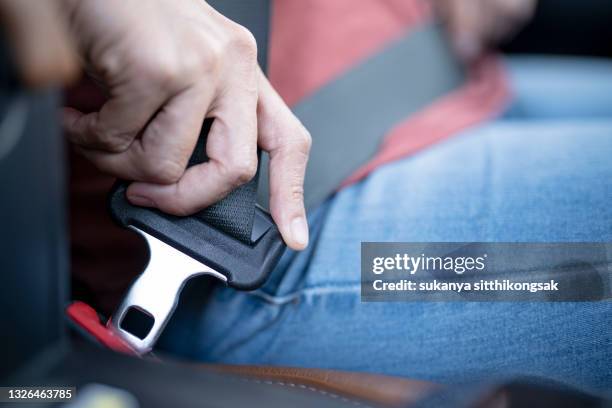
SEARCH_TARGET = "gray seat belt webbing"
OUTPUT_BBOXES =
[257,23,464,209]
[198,0,270,242]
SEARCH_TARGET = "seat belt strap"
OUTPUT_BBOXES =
[189,0,271,243]
[258,23,465,209]
[68,3,510,356]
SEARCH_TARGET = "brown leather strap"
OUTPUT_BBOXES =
[201,364,438,407]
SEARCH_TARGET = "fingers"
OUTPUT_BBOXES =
[266,131,311,251]
[257,72,311,250]
[126,69,311,251]
[436,0,536,61]
[444,0,486,61]
[78,85,213,184]
[126,82,259,215]
[62,84,168,153]
[60,0,309,251]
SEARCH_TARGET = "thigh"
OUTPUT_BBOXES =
[162,120,612,393]
[160,63,612,397]
[504,56,612,119]
[294,119,612,288]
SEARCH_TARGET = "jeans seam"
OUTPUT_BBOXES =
[246,283,362,305]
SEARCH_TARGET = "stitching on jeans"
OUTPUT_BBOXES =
[229,376,373,407]
[247,283,362,305]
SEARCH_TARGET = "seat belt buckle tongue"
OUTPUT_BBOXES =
[107,186,285,355]
[107,121,286,355]
[109,226,226,355]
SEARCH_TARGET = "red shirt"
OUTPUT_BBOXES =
[69,0,508,315]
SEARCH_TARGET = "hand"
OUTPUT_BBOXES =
[434,0,537,61]
[60,0,311,250]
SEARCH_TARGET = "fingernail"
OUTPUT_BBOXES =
[290,216,309,248]
[128,195,155,207]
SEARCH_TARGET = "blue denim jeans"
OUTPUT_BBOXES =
[160,57,612,396]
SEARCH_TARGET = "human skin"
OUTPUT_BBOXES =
[434,0,537,61]
[59,0,312,250]
[0,0,535,250]
[0,0,78,85]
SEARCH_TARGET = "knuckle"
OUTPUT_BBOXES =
[129,52,182,89]
[147,62,180,89]
[287,124,312,155]
[298,126,312,153]
[178,24,258,79]
[235,160,258,184]
[228,24,258,62]
[97,50,122,79]
[144,158,184,184]
[288,183,305,203]
[166,199,194,217]
[223,154,258,185]
[93,128,134,153]
[103,139,131,153]
[196,41,223,76]
[162,185,194,216]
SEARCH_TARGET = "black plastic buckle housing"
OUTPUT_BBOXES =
[109,182,285,290]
